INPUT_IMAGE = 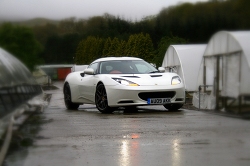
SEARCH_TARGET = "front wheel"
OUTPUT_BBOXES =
[163,103,183,111]
[64,83,80,110]
[95,84,115,113]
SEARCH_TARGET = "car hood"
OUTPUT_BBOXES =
[109,73,180,86]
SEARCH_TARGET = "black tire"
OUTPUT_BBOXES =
[95,84,115,113]
[64,83,80,110]
[163,103,183,111]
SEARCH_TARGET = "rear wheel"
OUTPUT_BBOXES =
[163,103,183,111]
[64,83,79,110]
[95,84,115,113]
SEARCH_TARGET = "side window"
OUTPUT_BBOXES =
[100,62,113,74]
[88,62,98,74]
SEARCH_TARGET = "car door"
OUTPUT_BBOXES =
[78,62,99,103]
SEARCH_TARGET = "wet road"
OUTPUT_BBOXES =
[5,82,250,166]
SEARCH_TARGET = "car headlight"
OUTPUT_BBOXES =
[112,78,139,86]
[171,76,181,85]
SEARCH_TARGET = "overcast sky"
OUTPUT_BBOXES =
[0,0,208,21]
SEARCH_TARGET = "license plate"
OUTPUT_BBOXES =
[147,98,171,104]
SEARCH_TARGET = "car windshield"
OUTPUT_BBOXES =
[99,60,158,74]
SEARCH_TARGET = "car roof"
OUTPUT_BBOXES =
[92,57,143,63]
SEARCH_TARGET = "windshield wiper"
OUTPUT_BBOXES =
[149,71,160,73]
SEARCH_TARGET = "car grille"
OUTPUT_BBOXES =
[138,91,176,101]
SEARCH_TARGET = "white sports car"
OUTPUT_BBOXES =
[63,57,185,113]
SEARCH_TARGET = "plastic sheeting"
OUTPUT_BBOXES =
[162,44,207,91]
[196,31,250,98]
[192,92,215,109]
[0,48,36,88]
[0,48,42,117]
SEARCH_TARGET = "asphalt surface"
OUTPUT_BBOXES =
[4,81,250,166]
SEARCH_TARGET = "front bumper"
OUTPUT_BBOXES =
[105,84,185,107]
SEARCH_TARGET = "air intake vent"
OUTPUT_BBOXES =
[118,100,134,104]
[150,75,162,77]
[138,91,175,101]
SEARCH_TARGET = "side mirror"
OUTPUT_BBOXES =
[158,67,165,73]
[84,68,95,75]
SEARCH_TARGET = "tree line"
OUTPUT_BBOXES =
[0,0,249,70]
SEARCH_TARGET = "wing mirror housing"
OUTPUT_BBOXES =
[84,68,95,75]
[158,67,165,73]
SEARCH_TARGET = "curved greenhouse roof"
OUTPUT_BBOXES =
[0,48,36,88]
[204,31,250,67]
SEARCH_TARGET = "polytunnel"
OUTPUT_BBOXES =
[0,48,43,163]
[161,44,207,92]
[194,31,250,113]
[0,47,42,118]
